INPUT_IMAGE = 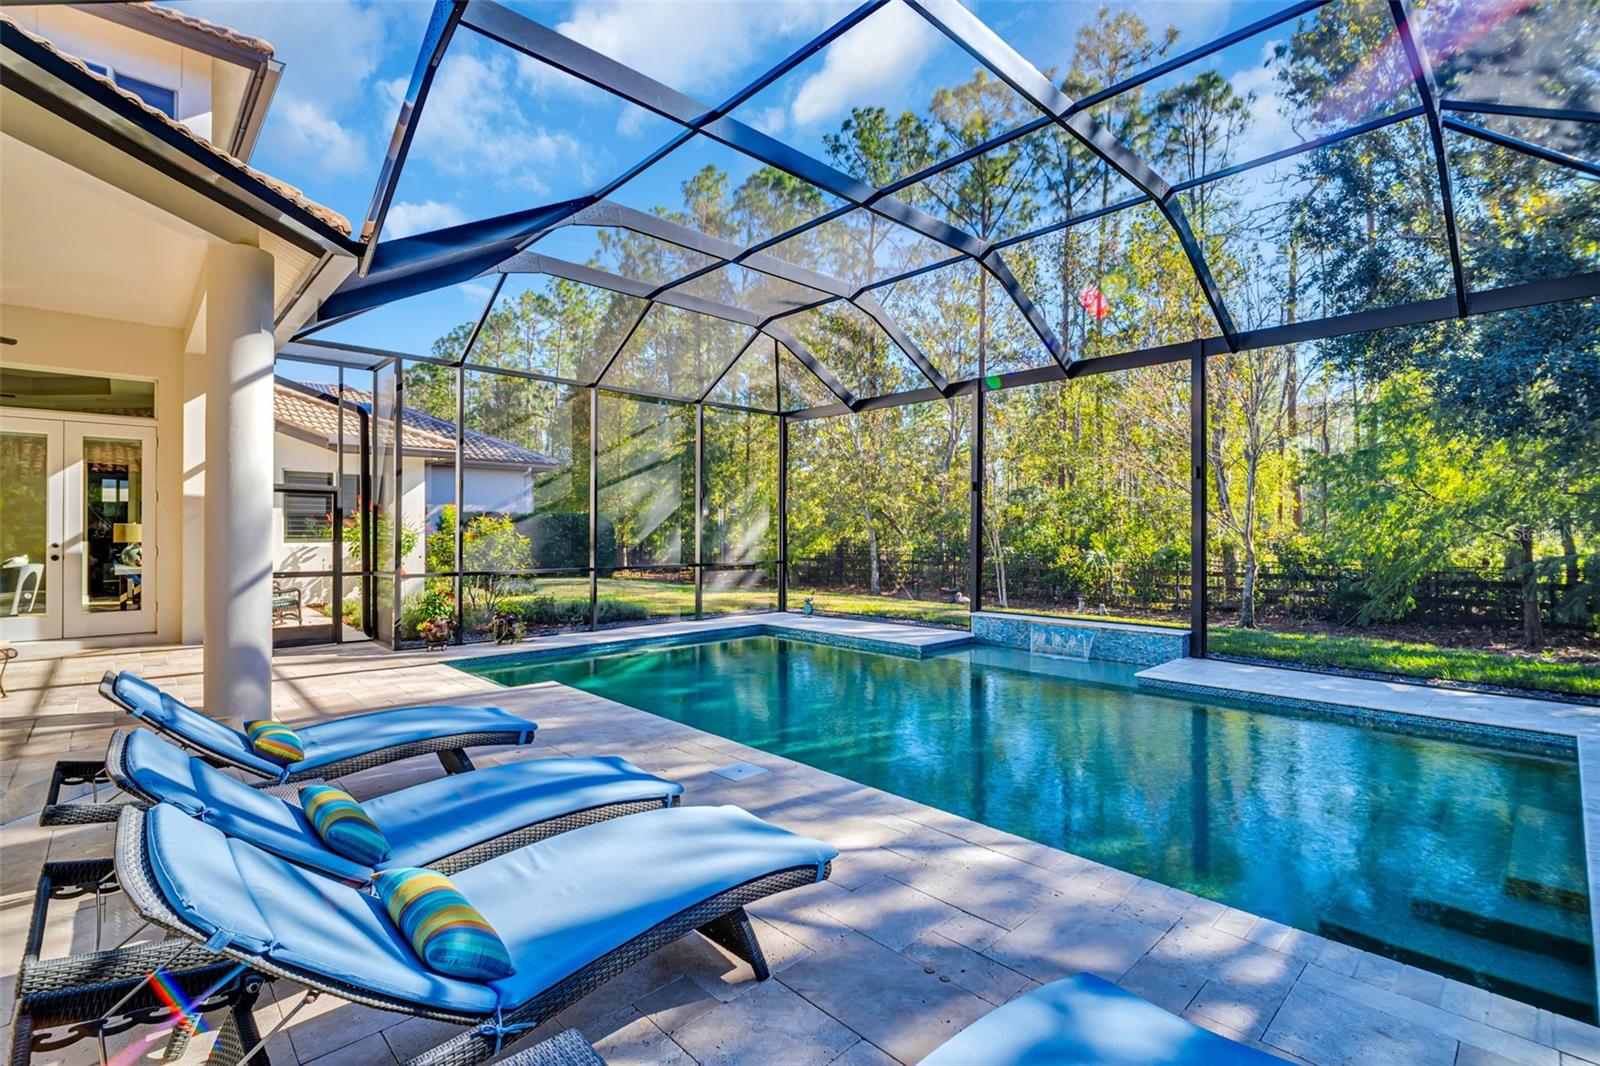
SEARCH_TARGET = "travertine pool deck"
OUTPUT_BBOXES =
[3,617,1599,1064]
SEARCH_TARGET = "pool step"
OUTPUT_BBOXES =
[1507,806,1589,913]
[1318,907,1596,1022]
[1411,894,1593,965]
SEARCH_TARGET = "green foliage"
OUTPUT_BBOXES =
[1210,627,1599,699]
[344,509,418,569]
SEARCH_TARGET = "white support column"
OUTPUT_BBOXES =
[203,242,275,725]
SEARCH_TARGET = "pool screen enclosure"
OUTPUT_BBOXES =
[285,0,1599,656]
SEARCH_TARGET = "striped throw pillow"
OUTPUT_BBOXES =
[244,720,304,764]
[374,868,514,981]
[300,785,391,865]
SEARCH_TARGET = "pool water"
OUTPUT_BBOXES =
[458,635,1596,1019]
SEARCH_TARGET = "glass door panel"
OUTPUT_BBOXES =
[65,425,155,638]
[0,418,63,641]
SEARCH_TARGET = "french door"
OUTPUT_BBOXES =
[0,416,156,640]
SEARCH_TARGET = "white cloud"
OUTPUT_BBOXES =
[1228,38,1293,164]
[457,281,494,305]
[272,98,366,174]
[385,200,467,238]
[556,1,847,100]
[380,45,585,195]
[748,106,788,136]
[790,2,938,128]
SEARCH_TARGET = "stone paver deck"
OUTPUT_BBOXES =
[3,619,1598,1065]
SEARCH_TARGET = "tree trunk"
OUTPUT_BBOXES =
[1241,542,1258,629]
[1517,528,1543,650]
[867,519,881,597]
[987,519,1008,609]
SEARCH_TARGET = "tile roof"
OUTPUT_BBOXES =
[1,13,352,237]
[134,2,274,57]
[275,380,559,469]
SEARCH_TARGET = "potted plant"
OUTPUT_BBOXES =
[490,609,527,645]
[414,587,454,650]
[420,617,452,649]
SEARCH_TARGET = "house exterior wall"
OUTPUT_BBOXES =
[425,463,535,525]
[271,430,429,607]
[6,7,218,142]
[0,303,186,643]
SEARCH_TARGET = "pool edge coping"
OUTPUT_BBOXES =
[1138,656,1600,1015]
[446,614,974,672]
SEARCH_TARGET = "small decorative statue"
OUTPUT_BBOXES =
[419,617,452,650]
[490,610,526,645]
[802,596,815,616]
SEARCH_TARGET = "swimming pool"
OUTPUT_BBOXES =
[456,634,1595,1020]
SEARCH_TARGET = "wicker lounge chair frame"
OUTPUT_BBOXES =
[37,673,532,825]
[110,806,830,1066]
[12,781,681,1063]
[10,856,268,1066]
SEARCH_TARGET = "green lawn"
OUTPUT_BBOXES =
[1209,626,1600,699]
[482,578,971,628]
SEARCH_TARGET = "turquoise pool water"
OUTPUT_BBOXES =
[457,635,1595,1019]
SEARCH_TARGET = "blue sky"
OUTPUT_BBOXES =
[172,1,1305,370]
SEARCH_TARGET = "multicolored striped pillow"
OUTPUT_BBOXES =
[299,785,391,865]
[244,720,304,764]
[374,868,514,981]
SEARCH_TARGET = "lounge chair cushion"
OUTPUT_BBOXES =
[141,803,835,1014]
[245,720,306,764]
[922,973,1282,1066]
[289,703,536,775]
[116,730,683,882]
[112,673,280,778]
[116,729,370,882]
[301,785,391,866]
[461,805,835,1007]
[363,754,683,869]
[375,867,514,980]
[111,671,537,777]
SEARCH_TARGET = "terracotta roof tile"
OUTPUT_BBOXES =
[275,380,559,469]
[135,2,275,57]
[2,13,352,237]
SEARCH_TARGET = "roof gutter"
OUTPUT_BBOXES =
[231,57,281,161]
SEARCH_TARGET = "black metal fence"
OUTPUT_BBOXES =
[789,547,1598,631]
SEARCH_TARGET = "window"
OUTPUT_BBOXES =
[282,471,358,542]
[0,367,155,418]
[113,72,178,118]
[78,61,178,118]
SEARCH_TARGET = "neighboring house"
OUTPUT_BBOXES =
[1,4,356,717]
[271,379,557,606]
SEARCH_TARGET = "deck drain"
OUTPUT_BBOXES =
[712,761,768,782]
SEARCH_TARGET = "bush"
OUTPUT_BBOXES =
[524,513,616,569]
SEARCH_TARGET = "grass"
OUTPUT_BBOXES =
[1209,626,1600,699]
[791,589,971,627]
[465,577,973,628]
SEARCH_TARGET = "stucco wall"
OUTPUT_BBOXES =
[424,463,535,525]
